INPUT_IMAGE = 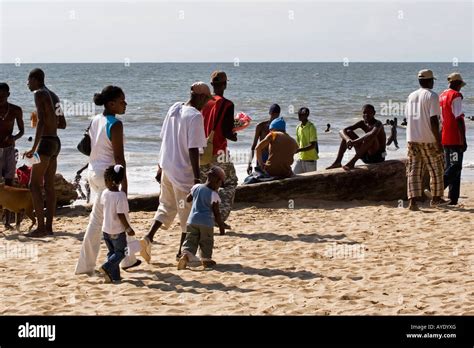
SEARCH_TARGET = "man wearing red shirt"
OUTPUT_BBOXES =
[200,71,238,228]
[439,73,467,205]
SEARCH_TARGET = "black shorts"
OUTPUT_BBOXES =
[37,136,61,159]
[362,151,385,164]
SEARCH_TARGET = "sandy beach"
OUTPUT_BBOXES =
[1,183,473,316]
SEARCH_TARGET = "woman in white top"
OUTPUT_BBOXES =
[75,86,139,275]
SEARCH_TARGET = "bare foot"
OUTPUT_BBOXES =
[326,163,342,170]
[342,164,354,171]
[26,229,48,238]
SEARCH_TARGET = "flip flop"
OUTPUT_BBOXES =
[122,259,142,271]
[140,237,152,263]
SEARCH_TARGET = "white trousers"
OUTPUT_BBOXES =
[74,169,137,275]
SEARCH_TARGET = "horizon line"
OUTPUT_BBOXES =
[1,61,473,65]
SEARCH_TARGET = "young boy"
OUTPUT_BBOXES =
[178,166,226,269]
[294,107,319,174]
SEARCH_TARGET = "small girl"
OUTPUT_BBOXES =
[99,164,135,283]
[178,166,226,270]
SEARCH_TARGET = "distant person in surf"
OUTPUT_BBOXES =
[386,119,399,149]
[324,123,331,133]
[326,104,386,170]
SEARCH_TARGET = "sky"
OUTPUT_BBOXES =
[0,0,473,63]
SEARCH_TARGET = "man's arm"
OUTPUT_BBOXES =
[111,121,128,194]
[188,148,201,184]
[221,103,237,141]
[26,91,48,156]
[52,93,67,129]
[340,121,364,142]
[430,116,442,152]
[352,121,382,146]
[13,107,24,141]
[247,123,262,172]
[453,97,467,151]
[255,133,272,169]
[297,141,316,153]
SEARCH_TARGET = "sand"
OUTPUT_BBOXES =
[1,184,473,315]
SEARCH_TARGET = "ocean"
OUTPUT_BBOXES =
[1,62,473,196]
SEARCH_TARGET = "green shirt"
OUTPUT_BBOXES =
[296,121,318,161]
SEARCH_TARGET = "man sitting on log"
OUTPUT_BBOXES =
[326,104,386,170]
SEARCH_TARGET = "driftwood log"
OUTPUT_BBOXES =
[235,159,409,203]
[124,159,414,212]
[53,174,78,207]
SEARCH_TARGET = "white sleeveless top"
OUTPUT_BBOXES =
[88,114,123,173]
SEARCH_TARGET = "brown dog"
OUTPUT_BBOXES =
[0,183,36,232]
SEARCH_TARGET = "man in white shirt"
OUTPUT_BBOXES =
[405,69,447,211]
[143,82,211,260]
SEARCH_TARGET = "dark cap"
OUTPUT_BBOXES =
[210,71,228,84]
[269,104,281,115]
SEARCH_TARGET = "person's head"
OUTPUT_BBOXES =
[210,71,228,95]
[104,164,125,190]
[93,86,126,115]
[389,120,394,126]
[417,69,435,89]
[189,82,213,111]
[326,123,330,129]
[298,107,310,123]
[269,117,286,133]
[447,72,466,92]
[362,104,376,123]
[207,166,226,190]
[269,104,281,120]
[0,83,10,104]
[27,68,45,91]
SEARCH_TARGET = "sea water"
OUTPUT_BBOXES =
[1,62,473,195]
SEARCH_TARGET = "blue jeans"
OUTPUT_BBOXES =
[102,232,127,281]
[444,146,464,204]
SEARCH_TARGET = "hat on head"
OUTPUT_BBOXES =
[210,71,228,84]
[269,104,281,115]
[447,72,466,87]
[269,117,286,132]
[190,82,212,97]
[418,69,436,80]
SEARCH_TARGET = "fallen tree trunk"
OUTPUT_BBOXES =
[123,159,413,212]
[234,159,409,203]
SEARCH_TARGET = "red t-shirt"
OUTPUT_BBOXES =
[201,96,234,155]
[439,89,464,146]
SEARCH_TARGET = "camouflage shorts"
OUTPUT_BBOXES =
[200,159,238,222]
